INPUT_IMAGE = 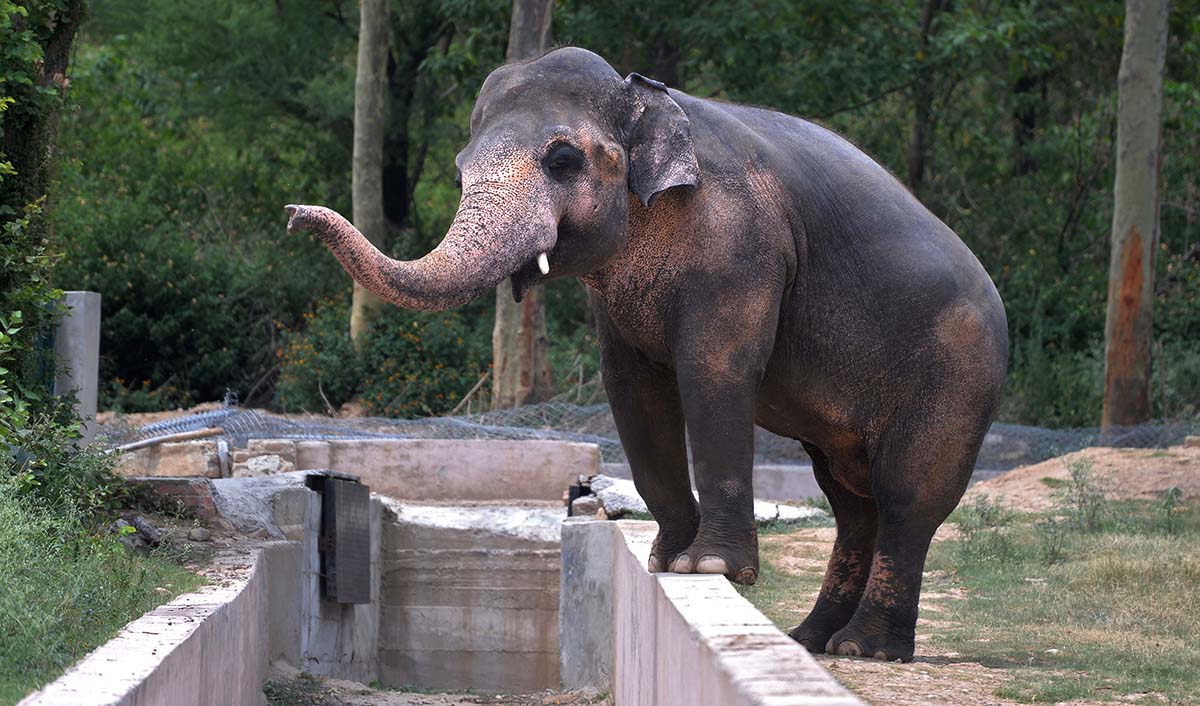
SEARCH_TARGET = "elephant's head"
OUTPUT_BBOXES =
[287,47,699,311]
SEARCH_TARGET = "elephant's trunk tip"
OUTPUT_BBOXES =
[284,204,307,234]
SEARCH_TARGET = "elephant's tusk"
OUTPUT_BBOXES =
[537,252,550,275]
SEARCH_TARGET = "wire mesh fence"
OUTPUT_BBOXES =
[97,401,1200,471]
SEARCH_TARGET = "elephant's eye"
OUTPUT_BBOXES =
[544,142,584,180]
[454,170,462,189]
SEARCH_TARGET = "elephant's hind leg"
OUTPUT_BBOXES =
[825,413,983,662]
[788,443,877,653]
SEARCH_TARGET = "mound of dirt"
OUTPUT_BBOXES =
[964,445,1200,511]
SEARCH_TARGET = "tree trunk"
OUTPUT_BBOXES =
[906,0,943,197]
[492,0,554,409]
[349,0,390,346]
[1102,0,1170,431]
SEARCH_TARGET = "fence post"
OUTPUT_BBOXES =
[54,291,101,444]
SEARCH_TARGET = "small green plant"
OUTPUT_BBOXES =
[953,495,1016,565]
[1059,456,1109,532]
[1035,515,1067,565]
[1160,486,1184,536]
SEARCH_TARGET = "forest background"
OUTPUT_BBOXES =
[47,0,1200,427]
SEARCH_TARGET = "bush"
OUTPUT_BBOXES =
[1059,455,1109,532]
[276,298,490,418]
[952,495,1018,566]
[358,308,489,417]
[275,297,363,414]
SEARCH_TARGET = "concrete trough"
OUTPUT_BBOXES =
[23,440,869,706]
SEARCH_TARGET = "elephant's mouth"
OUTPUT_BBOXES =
[510,251,549,303]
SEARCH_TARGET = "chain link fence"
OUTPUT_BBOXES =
[97,401,1199,471]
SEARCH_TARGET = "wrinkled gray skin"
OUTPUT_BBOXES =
[287,47,1008,662]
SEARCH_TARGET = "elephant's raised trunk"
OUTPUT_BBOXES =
[286,190,556,312]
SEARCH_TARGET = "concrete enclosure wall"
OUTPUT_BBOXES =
[20,480,382,706]
[561,519,867,706]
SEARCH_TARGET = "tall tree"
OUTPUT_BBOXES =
[350,0,390,346]
[1102,0,1170,430]
[491,0,554,409]
[907,0,944,196]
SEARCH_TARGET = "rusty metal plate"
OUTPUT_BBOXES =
[321,477,371,604]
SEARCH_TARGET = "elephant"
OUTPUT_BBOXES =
[285,46,1008,662]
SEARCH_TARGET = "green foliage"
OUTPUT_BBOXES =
[358,308,489,417]
[1059,455,1110,532]
[51,41,346,409]
[52,0,1200,424]
[275,297,365,414]
[1160,486,1183,536]
[0,479,201,703]
[277,297,490,417]
[3,398,129,518]
[951,495,1018,565]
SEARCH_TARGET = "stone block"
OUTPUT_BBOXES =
[232,453,295,478]
[116,440,220,478]
[53,292,101,445]
[247,439,298,464]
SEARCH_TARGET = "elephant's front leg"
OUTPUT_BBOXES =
[600,328,699,573]
[668,360,761,585]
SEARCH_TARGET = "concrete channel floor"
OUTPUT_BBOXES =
[265,668,610,706]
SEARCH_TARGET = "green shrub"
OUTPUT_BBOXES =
[277,299,490,418]
[275,297,363,414]
[1059,455,1109,533]
[358,308,489,417]
[952,495,1018,566]
[4,400,129,519]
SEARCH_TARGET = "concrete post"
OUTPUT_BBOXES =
[53,291,100,444]
[559,518,617,691]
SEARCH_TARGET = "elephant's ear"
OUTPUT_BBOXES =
[623,73,700,207]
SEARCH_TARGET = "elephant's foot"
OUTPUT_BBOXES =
[646,521,699,574]
[787,601,859,654]
[825,616,915,663]
[667,526,759,585]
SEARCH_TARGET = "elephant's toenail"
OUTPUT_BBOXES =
[669,554,693,573]
[647,555,663,573]
[834,640,863,657]
[872,650,889,661]
[696,555,729,575]
[733,567,758,585]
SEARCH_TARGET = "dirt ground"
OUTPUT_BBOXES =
[760,529,1128,706]
[759,445,1200,706]
[964,444,1200,511]
[264,666,610,706]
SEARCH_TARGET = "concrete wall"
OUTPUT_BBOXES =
[377,499,563,692]
[296,439,598,501]
[561,519,867,706]
[21,545,278,706]
[20,482,382,706]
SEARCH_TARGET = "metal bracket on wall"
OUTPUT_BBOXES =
[305,470,371,604]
